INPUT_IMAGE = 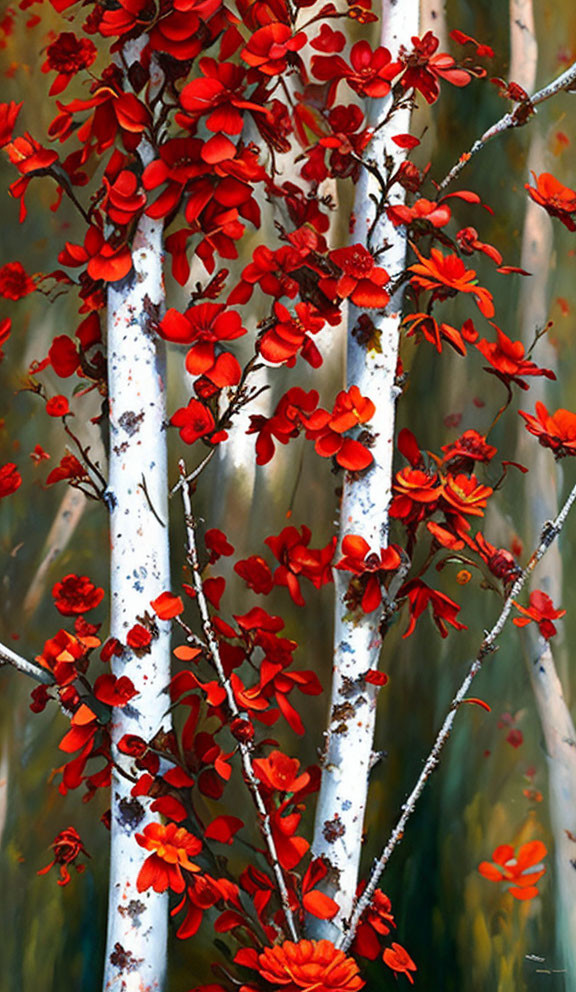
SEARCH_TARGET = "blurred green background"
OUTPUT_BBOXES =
[1,0,575,989]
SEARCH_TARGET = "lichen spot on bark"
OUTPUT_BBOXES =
[119,410,145,436]
[323,814,346,843]
[117,796,145,831]
[109,941,144,974]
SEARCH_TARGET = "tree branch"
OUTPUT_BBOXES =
[339,476,576,951]
[177,459,299,942]
[438,58,576,191]
[0,642,54,685]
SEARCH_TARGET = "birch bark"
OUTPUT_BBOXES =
[103,210,170,992]
[510,4,576,985]
[309,0,420,937]
[102,48,171,992]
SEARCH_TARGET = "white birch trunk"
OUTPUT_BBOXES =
[510,5,576,985]
[309,0,420,937]
[102,48,171,980]
[528,642,576,987]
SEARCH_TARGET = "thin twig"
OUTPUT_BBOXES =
[438,59,576,191]
[177,459,299,942]
[0,641,55,685]
[170,449,215,495]
[339,477,576,950]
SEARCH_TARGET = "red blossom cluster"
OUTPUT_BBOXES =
[248,385,376,470]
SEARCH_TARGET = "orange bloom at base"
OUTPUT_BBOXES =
[136,822,202,894]
[256,939,364,992]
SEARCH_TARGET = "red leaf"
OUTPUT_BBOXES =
[205,816,244,844]
[151,591,184,619]
[302,889,339,919]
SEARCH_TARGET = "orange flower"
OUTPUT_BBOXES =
[519,402,576,458]
[320,244,390,308]
[525,172,576,231]
[476,328,555,389]
[409,247,494,317]
[136,822,202,893]
[252,750,310,794]
[478,840,547,900]
[441,473,493,517]
[257,939,365,992]
[382,943,417,984]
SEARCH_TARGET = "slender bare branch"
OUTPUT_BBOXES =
[339,477,576,950]
[0,642,54,685]
[170,449,216,495]
[177,459,299,942]
[438,58,576,191]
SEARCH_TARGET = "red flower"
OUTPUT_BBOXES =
[312,41,401,100]
[387,197,451,229]
[48,334,80,378]
[301,386,376,471]
[58,225,133,283]
[0,261,35,299]
[441,473,493,520]
[409,247,494,317]
[456,226,502,265]
[234,555,274,594]
[473,533,520,585]
[519,402,576,457]
[399,30,471,104]
[46,395,70,417]
[126,623,152,650]
[46,454,89,486]
[402,312,477,356]
[37,629,88,685]
[173,871,240,940]
[248,387,319,465]
[148,4,214,61]
[441,429,497,469]
[390,466,441,523]
[180,59,268,136]
[159,303,245,386]
[259,300,325,368]
[101,169,146,227]
[401,580,466,638]
[93,673,138,707]
[353,889,396,960]
[478,840,547,900]
[171,398,216,444]
[52,574,104,615]
[335,535,401,613]
[264,525,336,606]
[151,591,184,620]
[241,23,306,77]
[513,590,566,640]
[382,943,417,985]
[0,100,22,147]
[5,133,59,221]
[37,827,89,886]
[320,245,390,308]
[476,328,555,389]
[42,32,97,95]
[0,462,21,498]
[136,822,202,894]
[253,750,311,794]
[254,939,365,992]
[525,172,576,231]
